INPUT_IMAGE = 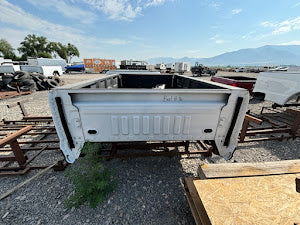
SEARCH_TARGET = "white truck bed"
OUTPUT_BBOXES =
[49,74,249,163]
[253,71,300,105]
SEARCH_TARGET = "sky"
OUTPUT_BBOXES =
[0,0,300,61]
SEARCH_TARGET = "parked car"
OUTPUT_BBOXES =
[65,64,85,73]
[20,65,62,77]
[235,67,246,72]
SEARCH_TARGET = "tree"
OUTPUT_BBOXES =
[51,42,67,60]
[17,34,80,63]
[66,43,79,63]
[0,39,16,59]
[18,34,52,59]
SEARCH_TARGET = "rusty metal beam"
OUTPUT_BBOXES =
[244,114,263,125]
[0,126,32,148]
[245,127,291,136]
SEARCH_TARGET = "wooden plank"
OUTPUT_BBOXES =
[184,180,203,225]
[199,160,300,178]
[193,174,300,225]
[184,178,211,225]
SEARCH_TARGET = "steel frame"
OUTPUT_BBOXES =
[0,101,67,176]
[239,105,300,143]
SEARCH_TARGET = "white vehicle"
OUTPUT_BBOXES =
[175,62,191,73]
[0,64,20,74]
[20,65,62,77]
[27,57,66,71]
[166,63,175,70]
[253,71,300,105]
[268,66,288,72]
[49,73,249,163]
[155,63,167,70]
[235,67,246,72]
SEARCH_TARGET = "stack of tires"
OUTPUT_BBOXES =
[0,71,63,92]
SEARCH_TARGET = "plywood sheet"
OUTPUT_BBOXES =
[194,174,300,225]
[199,160,300,178]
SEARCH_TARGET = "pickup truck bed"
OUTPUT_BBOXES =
[49,74,249,163]
[211,76,256,94]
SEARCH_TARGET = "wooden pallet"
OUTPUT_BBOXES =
[184,160,300,225]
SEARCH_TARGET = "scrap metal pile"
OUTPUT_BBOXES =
[0,71,62,92]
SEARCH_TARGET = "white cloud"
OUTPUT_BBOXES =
[279,40,300,45]
[215,40,224,44]
[0,0,130,59]
[231,8,242,15]
[145,0,165,7]
[261,17,300,34]
[292,2,300,8]
[100,38,130,45]
[209,2,220,9]
[209,34,224,44]
[210,34,219,40]
[27,0,97,24]
[80,0,168,21]
[261,21,276,27]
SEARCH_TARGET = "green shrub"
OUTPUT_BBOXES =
[65,142,116,209]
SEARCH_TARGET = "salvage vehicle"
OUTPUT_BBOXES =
[211,76,256,94]
[253,71,300,105]
[49,74,249,163]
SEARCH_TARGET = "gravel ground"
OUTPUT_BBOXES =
[0,72,299,225]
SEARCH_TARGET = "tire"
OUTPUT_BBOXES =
[44,79,59,89]
[2,74,13,85]
[36,80,47,90]
[31,73,46,82]
[0,80,4,88]
[6,83,17,90]
[53,71,60,76]
[21,78,35,86]
[51,76,63,86]
[14,71,31,81]
[20,83,37,92]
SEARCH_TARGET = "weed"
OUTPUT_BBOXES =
[65,142,116,209]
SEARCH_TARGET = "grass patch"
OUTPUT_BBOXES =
[65,142,116,209]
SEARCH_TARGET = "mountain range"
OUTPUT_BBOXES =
[147,45,300,66]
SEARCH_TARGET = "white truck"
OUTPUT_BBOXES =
[253,71,300,105]
[27,57,66,71]
[20,65,63,77]
[0,64,20,74]
[49,73,249,163]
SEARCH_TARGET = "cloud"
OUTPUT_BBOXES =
[215,40,225,44]
[79,0,169,21]
[209,34,219,40]
[261,17,300,34]
[209,34,224,44]
[292,2,300,8]
[145,0,165,7]
[100,38,130,45]
[0,0,130,58]
[231,8,242,15]
[27,0,97,24]
[279,40,300,45]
